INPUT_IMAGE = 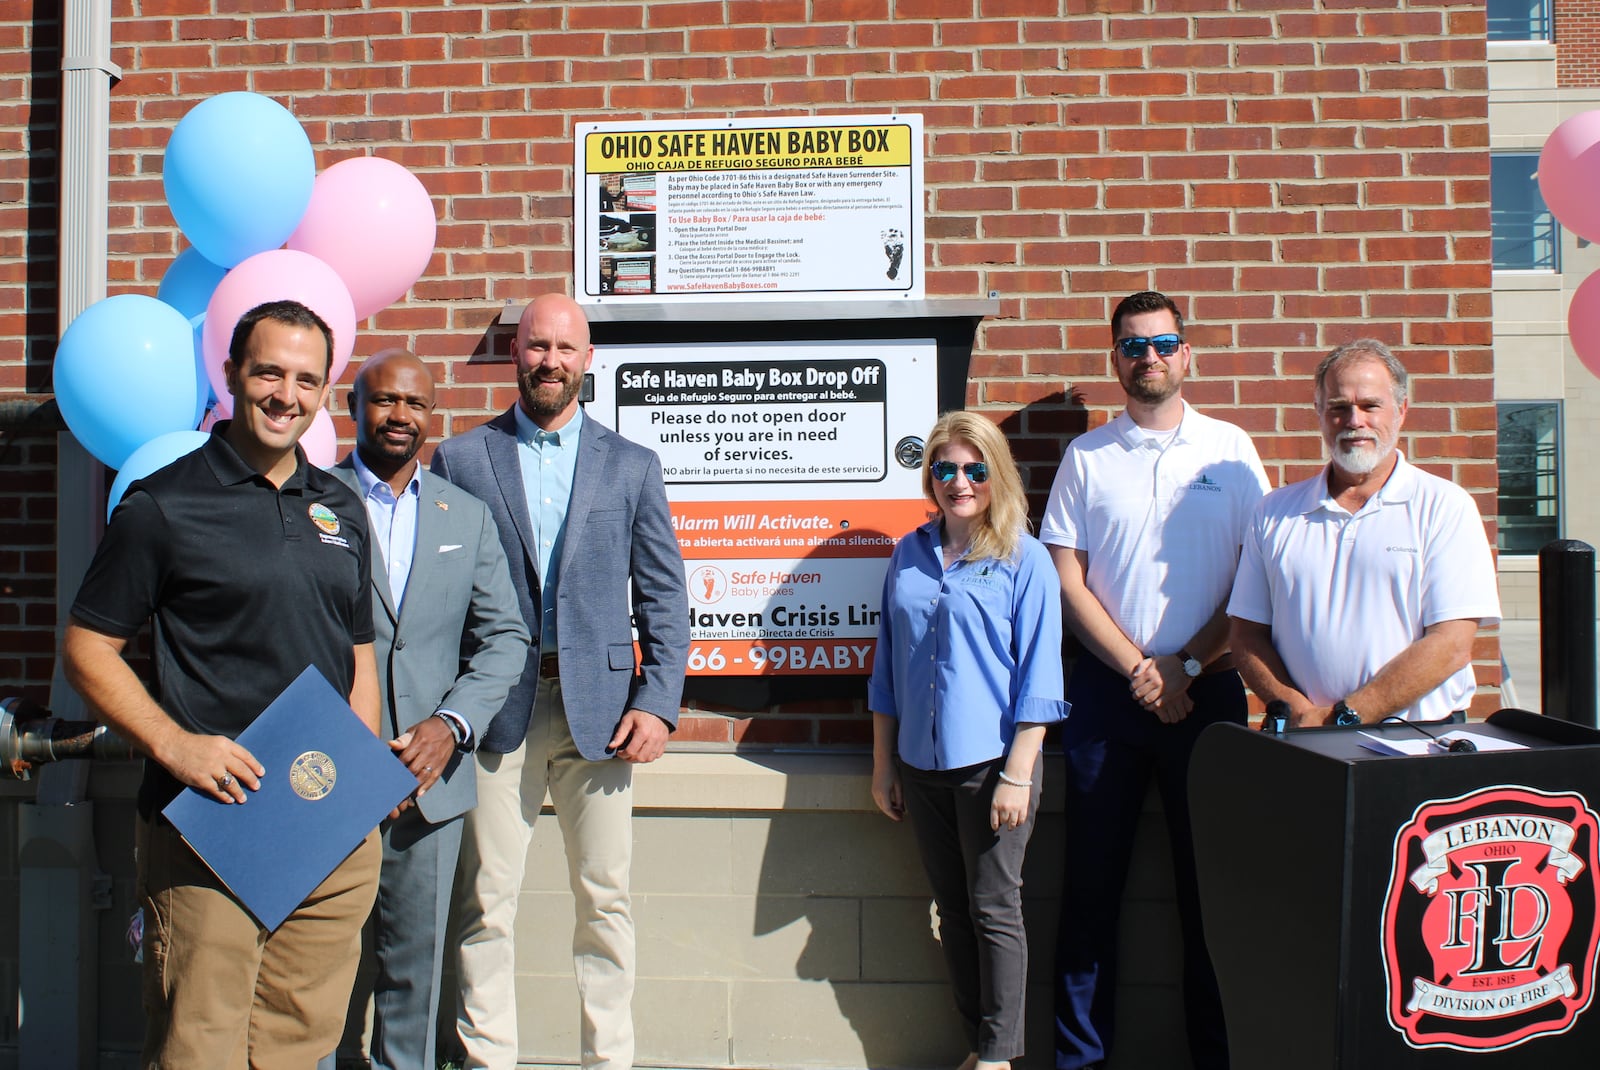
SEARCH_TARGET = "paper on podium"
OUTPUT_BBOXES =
[162,665,416,931]
[1357,728,1530,757]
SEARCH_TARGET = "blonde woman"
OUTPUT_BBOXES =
[869,411,1069,1070]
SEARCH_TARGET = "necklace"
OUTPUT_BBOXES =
[941,528,971,566]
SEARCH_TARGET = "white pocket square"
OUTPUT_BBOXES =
[439,544,463,553]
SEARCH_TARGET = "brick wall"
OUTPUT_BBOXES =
[0,5,61,708]
[1,0,1499,725]
[1556,0,1600,87]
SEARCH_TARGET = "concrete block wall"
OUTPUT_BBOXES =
[457,753,1195,1070]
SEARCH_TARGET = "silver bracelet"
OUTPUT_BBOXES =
[997,770,1032,788]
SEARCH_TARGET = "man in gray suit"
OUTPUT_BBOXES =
[324,350,529,1070]
[432,293,689,1070]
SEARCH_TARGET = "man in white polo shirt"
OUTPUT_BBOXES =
[1229,339,1500,726]
[1041,290,1269,1070]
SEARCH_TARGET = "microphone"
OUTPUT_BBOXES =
[1260,699,1290,734]
[1380,715,1476,753]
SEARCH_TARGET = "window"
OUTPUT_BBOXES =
[1497,402,1562,553]
[1488,0,1552,41]
[1491,153,1559,272]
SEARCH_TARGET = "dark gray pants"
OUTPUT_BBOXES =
[901,757,1041,1062]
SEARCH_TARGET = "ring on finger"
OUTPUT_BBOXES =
[217,773,234,789]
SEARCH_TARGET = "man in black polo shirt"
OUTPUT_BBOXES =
[63,299,382,1067]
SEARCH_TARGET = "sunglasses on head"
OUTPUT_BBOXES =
[931,460,989,484]
[1116,334,1183,359]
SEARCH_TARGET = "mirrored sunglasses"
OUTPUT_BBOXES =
[931,460,990,484]
[1116,334,1183,359]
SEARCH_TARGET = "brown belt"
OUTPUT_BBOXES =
[539,653,560,679]
[1200,653,1235,676]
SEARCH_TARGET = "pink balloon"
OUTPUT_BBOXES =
[1571,270,1600,381]
[299,408,338,469]
[1539,110,1600,244]
[286,157,437,320]
[202,249,357,418]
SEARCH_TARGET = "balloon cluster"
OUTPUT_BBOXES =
[53,92,438,517]
[1539,111,1600,379]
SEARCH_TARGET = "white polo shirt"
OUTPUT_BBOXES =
[1227,454,1501,721]
[1041,403,1271,655]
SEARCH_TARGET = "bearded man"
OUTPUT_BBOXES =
[1228,339,1500,727]
[1041,290,1270,1070]
[429,293,689,1070]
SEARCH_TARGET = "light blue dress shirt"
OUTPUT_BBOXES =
[868,520,1069,771]
[352,450,421,613]
[351,451,471,746]
[513,404,583,654]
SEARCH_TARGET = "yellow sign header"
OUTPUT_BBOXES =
[585,123,915,172]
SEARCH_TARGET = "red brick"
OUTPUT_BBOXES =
[1323,152,1405,178]
[1236,154,1317,179]
[942,20,1024,47]
[1366,180,1449,206]
[1106,125,1187,153]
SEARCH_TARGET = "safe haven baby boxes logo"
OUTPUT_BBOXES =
[1382,786,1600,1051]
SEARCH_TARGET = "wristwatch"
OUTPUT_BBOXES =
[433,710,471,751]
[1331,700,1361,726]
[1177,649,1203,678]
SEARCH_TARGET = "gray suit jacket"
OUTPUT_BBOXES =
[431,407,689,758]
[331,460,529,823]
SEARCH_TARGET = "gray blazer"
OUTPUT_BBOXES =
[330,460,529,823]
[431,407,689,758]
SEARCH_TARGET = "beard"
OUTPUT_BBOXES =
[1331,430,1397,475]
[1121,364,1180,404]
[365,424,422,466]
[518,363,583,418]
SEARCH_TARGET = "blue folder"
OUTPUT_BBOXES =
[163,665,417,931]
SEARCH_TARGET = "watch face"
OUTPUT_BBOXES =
[1184,658,1202,677]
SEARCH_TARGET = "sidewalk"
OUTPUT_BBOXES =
[1500,618,1539,711]
[1498,617,1600,713]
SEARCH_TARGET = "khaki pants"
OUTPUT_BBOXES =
[453,675,636,1070]
[137,815,381,1070]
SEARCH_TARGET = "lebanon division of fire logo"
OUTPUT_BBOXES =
[1382,785,1600,1051]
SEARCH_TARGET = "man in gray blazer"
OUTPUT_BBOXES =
[324,350,529,1070]
[431,294,689,1070]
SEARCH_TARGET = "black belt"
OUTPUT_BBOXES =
[539,653,560,679]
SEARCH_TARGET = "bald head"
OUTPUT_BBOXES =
[355,348,430,395]
[514,293,593,429]
[349,348,436,485]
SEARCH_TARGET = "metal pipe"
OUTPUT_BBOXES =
[1538,539,1598,727]
[0,697,135,780]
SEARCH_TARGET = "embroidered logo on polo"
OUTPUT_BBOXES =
[308,503,341,535]
[1382,785,1600,1052]
[288,750,336,800]
[958,564,1002,588]
[308,502,351,548]
[1185,473,1223,493]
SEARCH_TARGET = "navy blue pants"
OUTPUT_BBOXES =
[1053,654,1242,1070]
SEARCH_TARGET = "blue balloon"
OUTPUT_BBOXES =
[55,294,203,470]
[163,92,315,268]
[106,431,211,523]
[158,246,227,426]
[157,246,227,324]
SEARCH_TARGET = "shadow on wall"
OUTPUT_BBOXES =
[750,761,964,1070]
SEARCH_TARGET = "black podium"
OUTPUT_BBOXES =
[1191,711,1600,1068]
